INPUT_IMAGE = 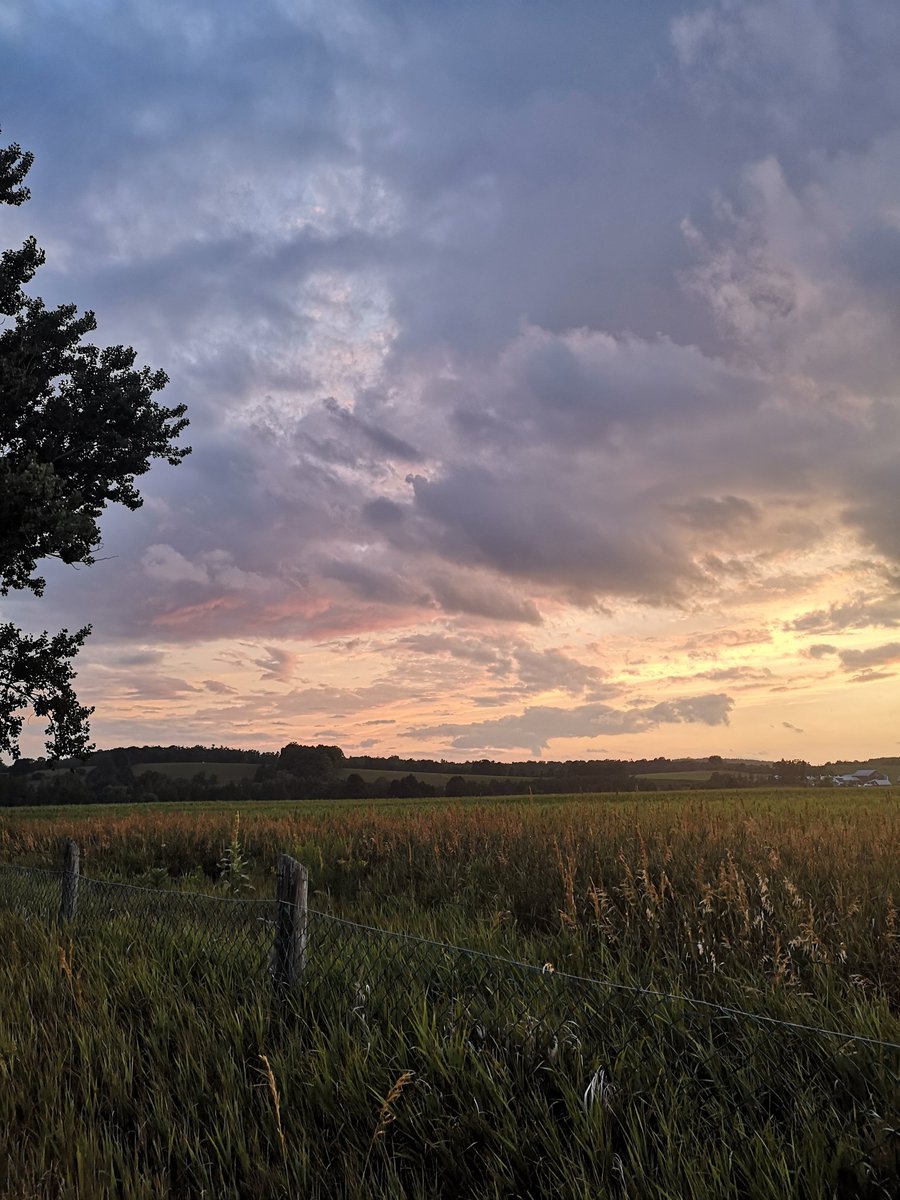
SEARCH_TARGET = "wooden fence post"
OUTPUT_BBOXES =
[273,854,308,993]
[59,838,80,925]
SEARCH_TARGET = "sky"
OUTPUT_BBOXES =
[3,0,900,763]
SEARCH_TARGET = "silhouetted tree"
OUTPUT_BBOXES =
[0,129,189,759]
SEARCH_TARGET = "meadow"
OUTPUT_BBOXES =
[132,761,260,782]
[0,789,897,1198]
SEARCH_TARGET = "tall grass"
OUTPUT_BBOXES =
[0,790,897,1197]
[1,791,896,1016]
[0,912,896,1199]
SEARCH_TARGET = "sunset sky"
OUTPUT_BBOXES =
[4,0,900,762]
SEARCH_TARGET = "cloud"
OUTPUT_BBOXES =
[672,1,900,152]
[807,644,837,659]
[203,679,238,695]
[89,670,201,702]
[409,693,733,755]
[664,665,773,686]
[670,495,759,532]
[250,645,298,683]
[322,397,423,463]
[427,575,542,625]
[788,594,900,634]
[107,650,166,668]
[3,0,900,757]
[10,1,900,635]
[676,628,773,657]
[847,669,895,685]
[142,545,209,587]
[391,632,605,699]
[837,642,900,671]
[322,559,424,607]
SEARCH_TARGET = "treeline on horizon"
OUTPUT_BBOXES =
[0,741,874,808]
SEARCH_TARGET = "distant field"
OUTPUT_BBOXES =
[133,761,259,782]
[831,759,899,780]
[634,769,715,782]
[130,762,529,789]
[338,766,531,788]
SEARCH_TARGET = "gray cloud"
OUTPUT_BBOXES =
[672,1,900,157]
[848,670,895,684]
[250,645,298,683]
[322,398,423,463]
[670,496,759,532]
[427,575,542,625]
[807,644,837,659]
[838,642,900,671]
[788,593,900,634]
[87,670,201,702]
[409,693,733,754]
[391,632,606,700]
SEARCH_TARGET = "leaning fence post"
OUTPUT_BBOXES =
[58,838,80,925]
[273,854,308,993]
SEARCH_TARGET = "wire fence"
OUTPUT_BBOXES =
[1,850,898,1128]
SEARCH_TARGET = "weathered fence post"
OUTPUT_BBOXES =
[58,838,80,925]
[273,854,308,993]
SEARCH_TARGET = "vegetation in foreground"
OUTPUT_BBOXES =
[0,789,897,1198]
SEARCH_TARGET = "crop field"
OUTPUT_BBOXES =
[336,766,527,787]
[0,789,897,1198]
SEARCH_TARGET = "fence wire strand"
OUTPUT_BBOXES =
[305,907,900,1054]
[0,863,62,923]
[0,859,897,1117]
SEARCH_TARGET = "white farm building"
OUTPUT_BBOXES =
[833,768,892,787]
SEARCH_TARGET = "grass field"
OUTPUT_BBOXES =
[0,789,897,1198]
[633,769,716,782]
[133,761,260,782]
[337,766,529,787]
[129,762,523,789]
[338,768,472,787]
